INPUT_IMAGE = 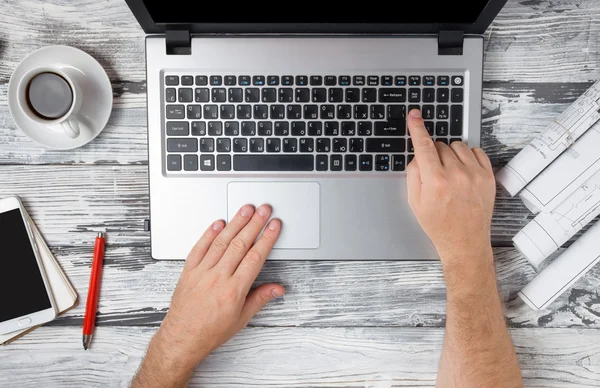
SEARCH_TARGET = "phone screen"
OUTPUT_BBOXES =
[0,208,52,322]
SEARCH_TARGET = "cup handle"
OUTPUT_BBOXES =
[55,117,80,139]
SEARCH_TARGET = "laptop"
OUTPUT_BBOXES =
[124,0,508,260]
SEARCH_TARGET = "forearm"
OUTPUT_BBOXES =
[437,247,522,388]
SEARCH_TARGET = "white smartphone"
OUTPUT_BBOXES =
[0,196,56,335]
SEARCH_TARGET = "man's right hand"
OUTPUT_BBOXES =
[406,109,496,273]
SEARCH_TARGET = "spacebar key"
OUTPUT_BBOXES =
[233,155,314,171]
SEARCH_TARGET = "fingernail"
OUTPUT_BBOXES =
[410,109,422,118]
[272,288,284,298]
[240,205,254,217]
[212,221,224,231]
[257,205,269,217]
[268,219,279,230]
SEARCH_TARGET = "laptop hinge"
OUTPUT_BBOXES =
[438,30,464,56]
[166,29,191,55]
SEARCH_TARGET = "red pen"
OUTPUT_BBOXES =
[83,232,106,350]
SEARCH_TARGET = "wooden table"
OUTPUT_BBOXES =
[1,0,599,386]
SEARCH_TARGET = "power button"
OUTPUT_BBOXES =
[18,317,32,327]
[452,76,464,86]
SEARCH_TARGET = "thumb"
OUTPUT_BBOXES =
[241,284,284,325]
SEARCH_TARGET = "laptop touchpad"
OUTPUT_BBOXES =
[227,182,320,249]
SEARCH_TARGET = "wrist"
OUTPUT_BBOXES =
[440,244,496,296]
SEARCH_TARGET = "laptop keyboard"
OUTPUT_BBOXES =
[163,73,465,173]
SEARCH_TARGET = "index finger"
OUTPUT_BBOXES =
[407,109,443,179]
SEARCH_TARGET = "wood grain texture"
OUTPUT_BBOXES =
[1,326,600,387]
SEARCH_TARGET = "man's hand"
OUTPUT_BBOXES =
[133,205,283,388]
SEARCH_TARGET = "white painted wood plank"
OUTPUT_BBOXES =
[1,326,599,387]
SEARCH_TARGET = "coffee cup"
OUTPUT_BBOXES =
[16,66,83,139]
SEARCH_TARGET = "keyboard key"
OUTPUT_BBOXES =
[451,76,464,86]
[344,154,357,171]
[350,138,363,152]
[375,154,389,165]
[381,76,393,86]
[358,122,372,136]
[450,138,462,144]
[167,138,197,152]
[208,121,223,136]
[224,121,239,136]
[359,155,372,171]
[371,105,385,120]
[167,121,189,136]
[336,105,351,120]
[345,88,360,102]
[287,105,302,119]
[408,88,421,102]
[185,106,201,120]
[180,77,193,89]
[233,155,313,171]
[203,105,218,119]
[354,105,369,120]
[342,122,356,136]
[316,138,331,152]
[424,121,434,136]
[375,120,405,136]
[224,75,236,86]
[437,88,449,103]
[200,154,215,171]
[279,88,294,103]
[387,105,406,120]
[275,121,290,136]
[245,88,260,102]
[324,76,337,86]
[362,88,377,102]
[165,88,176,102]
[295,76,308,86]
[353,75,365,86]
[310,75,323,86]
[237,104,252,119]
[333,138,347,152]
[267,75,280,86]
[165,75,179,85]
[239,75,251,86]
[312,88,327,102]
[266,138,281,152]
[253,75,265,86]
[329,88,343,102]
[217,154,231,171]
[379,88,406,103]
[436,122,449,136]
[299,138,314,152]
[423,88,435,103]
[392,154,405,171]
[316,155,328,171]
[291,121,306,136]
[254,105,268,119]
[423,76,435,86]
[195,88,209,102]
[228,88,243,103]
[242,121,256,136]
[367,76,379,86]
[376,162,389,171]
[422,105,435,120]
[308,121,323,136]
[331,154,343,171]
[409,76,421,86]
[450,105,463,136]
[192,121,206,136]
[295,88,310,102]
[166,105,185,119]
[211,88,226,102]
[320,104,335,119]
[193,76,207,86]
[408,105,420,115]
[220,105,235,119]
[451,88,464,103]
[437,76,449,86]
[233,138,248,152]
[199,138,214,152]
[281,75,293,86]
[366,138,405,152]
[436,105,449,120]
[395,75,407,86]
[217,138,231,152]
[270,105,285,119]
[262,88,276,102]
[437,138,449,145]
[339,76,350,86]
[325,122,339,136]
[258,121,273,136]
[283,138,298,152]
[167,154,181,171]
[210,75,222,86]
[250,138,265,152]
[304,105,319,119]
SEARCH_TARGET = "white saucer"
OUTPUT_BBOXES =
[8,46,113,150]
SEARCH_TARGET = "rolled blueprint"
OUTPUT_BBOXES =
[519,220,600,310]
[519,122,600,214]
[496,81,600,196]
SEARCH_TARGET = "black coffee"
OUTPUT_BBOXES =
[26,72,73,120]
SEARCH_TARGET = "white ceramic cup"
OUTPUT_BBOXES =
[16,66,83,139]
